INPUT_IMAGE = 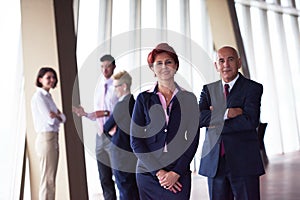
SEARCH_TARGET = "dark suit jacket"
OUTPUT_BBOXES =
[199,73,265,177]
[130,84,200,177]
[103,94,137,172]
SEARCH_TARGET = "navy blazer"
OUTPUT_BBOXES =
[199,73,265,177]
[130,84,200,176]
[104,94,137,172]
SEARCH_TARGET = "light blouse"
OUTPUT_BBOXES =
[31,87,66,133]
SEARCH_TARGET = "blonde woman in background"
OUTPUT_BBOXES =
[103,70,139,200]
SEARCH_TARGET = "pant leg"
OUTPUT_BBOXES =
[207,156,234,200]
[208,156,260,200]
[35,132,59,200]
[113,169,139,200]
[96,134,116,200]
[229,175,260,200]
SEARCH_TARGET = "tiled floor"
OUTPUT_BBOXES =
[190,151,300,200]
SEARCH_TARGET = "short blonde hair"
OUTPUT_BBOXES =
[113,70,132,90]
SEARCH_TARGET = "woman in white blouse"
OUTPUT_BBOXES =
[31,67,66,200]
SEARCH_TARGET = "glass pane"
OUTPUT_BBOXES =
[141,0,156,28]
[76,1,100,69]
[76,1,105,199]
[0,1,26,199]
[167,0,180,33]
[76,1,215,199]
[235,1,300,155]
[112,0,130,37]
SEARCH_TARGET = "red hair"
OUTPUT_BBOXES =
[147,43,179,70]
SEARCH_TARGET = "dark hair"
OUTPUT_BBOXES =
[35,67,58,88]
[100,54,116,66]
[147,43,179,70]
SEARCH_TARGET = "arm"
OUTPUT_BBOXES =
[103,114,116,138]
[158,92,200,193]
[50,109,66,123]
[199,85,212,128]
[72,105,109,120]
[158,126,200,193]
[172,92,200,176]
[172,128,200,175]
[227,107,243,119]
[35,94,57,125]
[130,94,163,176]
[199,85,226,127]
[223,83,263,133]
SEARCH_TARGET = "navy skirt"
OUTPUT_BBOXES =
[136,171,191,200]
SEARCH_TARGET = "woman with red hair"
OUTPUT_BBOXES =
[130,43,200,199]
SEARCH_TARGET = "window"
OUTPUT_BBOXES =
[0,1,26,199]
[76,0,214,198]
[235,0,300,154]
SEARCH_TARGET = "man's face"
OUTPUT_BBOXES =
[215,47,241,83]
[101,60,115,79]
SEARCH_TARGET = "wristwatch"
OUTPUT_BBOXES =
[104,111,108,116]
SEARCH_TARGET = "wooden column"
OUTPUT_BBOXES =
[53,0,88,199]
[21,0,88,199]
[21,0,70,199]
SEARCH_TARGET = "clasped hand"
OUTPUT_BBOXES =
[227,107,243,118]
[210,106,243,119]
[50,110,62,121]
[156,170,182,193]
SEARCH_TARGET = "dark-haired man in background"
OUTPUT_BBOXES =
[73,55,118,200]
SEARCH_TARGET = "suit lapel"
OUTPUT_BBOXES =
[207,80,226,108]
[227,73,245,101]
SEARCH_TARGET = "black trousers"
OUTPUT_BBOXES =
[113,169,139,200]
[96,134,116,200]
[208,156,260,200]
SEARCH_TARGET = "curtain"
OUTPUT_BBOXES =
[0,1,26,199]
[235,0,300,155]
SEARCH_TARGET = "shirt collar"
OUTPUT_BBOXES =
[147,82,183,94]
[37,87,50,96]
[103,77,113,85]
[106,78,113,84]
[222,73,239,90]
[118,93,130,102]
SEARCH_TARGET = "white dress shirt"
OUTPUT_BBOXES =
[31,87,66,133]
[223,74,239,119]
[93,76,118,135]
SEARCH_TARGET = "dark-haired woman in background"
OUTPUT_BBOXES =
[31,67,66,200]
[130,43,200,200]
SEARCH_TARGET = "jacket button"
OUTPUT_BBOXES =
[164,129,167,133]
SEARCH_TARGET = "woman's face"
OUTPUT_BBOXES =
[151,52,178,82]
[113,79,125,98]
[39,71,56,91]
